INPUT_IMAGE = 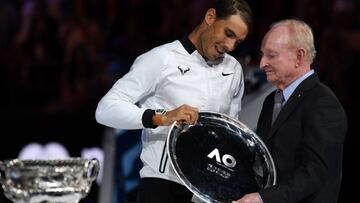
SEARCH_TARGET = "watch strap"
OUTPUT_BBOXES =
[154,114,163,126]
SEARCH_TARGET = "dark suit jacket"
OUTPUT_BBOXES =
[257,73,347,203]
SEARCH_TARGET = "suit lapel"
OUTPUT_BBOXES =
[262,73,319,142]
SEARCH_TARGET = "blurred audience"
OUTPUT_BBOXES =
[1,0,356,115]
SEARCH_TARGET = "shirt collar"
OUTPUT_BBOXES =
[180,36,196,54]
[179,36,224,67]
[283,69,314,102]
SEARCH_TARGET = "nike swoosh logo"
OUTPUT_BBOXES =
[222,72,234,76]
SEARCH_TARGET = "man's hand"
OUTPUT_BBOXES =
[161,104,199,126]
[232,193,262,203]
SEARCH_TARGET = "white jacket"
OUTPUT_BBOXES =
[95,39,244,185]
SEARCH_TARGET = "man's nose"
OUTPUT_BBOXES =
[259,57,268,69]
[225,38,237,52]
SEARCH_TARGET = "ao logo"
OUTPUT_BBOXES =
[207,148,236,168]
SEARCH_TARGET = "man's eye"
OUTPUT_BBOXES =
[226,32,232,37]
[270,54,277,58]
[225,30,234,38]
[267,53,277,59]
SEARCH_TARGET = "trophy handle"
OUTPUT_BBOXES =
[85,159,100,181]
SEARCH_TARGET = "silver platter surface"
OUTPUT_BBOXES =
[167,111,276,203]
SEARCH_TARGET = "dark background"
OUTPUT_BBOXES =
[0,0,358,202]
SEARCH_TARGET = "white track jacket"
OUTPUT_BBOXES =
[95,39,245,185]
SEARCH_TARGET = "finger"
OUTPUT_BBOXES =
[189,110,198,124]
[193,110,199,124]
[184,111,196,123]
[192,111,199,124]
[175,105,199,124]
[178,114,191,123]
[182,106,198,123]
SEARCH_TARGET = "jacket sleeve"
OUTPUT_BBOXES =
[95,48,164,129]
[229,63,245,119]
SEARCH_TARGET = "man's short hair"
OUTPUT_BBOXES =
[212,0,253,32]
[271,19,317,63]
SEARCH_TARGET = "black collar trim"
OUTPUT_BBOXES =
[180,37,196,54]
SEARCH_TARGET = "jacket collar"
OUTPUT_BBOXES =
[180,37,196,54]
[179,37,224,67]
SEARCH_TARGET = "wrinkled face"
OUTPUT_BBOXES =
[260,25,298,88]
[200,14,248,60]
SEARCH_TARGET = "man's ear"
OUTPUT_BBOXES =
[295,48,305,68]
[204,8,217,25]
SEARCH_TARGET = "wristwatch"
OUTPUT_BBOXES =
[154,109,167,125]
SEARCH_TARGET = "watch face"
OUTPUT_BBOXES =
[155,109,166,115]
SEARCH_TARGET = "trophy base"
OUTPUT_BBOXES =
[28,193,82,203]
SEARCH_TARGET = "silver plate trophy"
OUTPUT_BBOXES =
[0,158,99,203]
[167,111,276,203]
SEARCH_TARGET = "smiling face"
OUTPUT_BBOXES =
[260,25,301,89]
[199,9,248,60]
